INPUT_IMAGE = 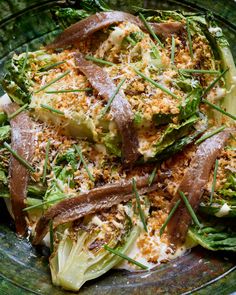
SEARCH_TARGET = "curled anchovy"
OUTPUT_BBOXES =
[75,52,139,166]
[33,175,159,245]
[168,130,231,245]
[47,11,183,49]
[3,103,35,236]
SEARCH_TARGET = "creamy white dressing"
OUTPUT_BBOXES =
[215,203,231,217]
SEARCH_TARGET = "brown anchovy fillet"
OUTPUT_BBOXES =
[33,175,159,245]
[2,103,35,236]
[47,11,183,50]
[75,52,139,166]
[167,130,231,245]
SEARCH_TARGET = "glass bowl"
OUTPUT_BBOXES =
[0,1,236,294]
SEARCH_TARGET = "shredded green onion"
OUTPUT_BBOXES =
[202,99,236,121]
[39,61,66,72]
[8,104,28,120]
[132,178,148,232]
[195,126,226,145]
[49,220,54,253]
[126,35,137,46]
[100,78,126,117]
[160,199,181,236]
[186,18,193,60]
[134,68,180,100]
[180,69,220,75]
[179,191,202,228]
[210,159,219,204]
[45,88,92,94]
[85,55,115,66]
[3,142,35,172]
[104,245,148,269]
[40,104,64,115]
[74,145,95,182]
[139,13,163,48]
[148,167,157,186]
[171,35,175,65]
[35,70,71,93]
[23,196,65,211]
[202,68,229,97]
[42,140,50,184]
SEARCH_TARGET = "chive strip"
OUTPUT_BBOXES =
[139,13,163,48]
[42,140,50,184]
[202,99,236,121]
[8,104,28,120]
[132,178,148,232]
[195,126,226,145]
[134,68,180,100]
[179,190,202,228]
[3,142,35,172]
[202,68,229,97]
[49,220,54,253]
[186,18,193,60]
[104,245,148,270]
[148,167,157,186]
[45,88,92,94]
[100,78,126,117]
[180,69,220,75]
[21,45,28,75]
[35,69,71,93]
[40,104,64,115]
[160,199,181,236]
[23,196,65,211]
[126,35,136,46]
[74,145,95,182]
[171,35,175,65]
[85,55,115,66]
[210,159,219,204]
[39,61,66,72]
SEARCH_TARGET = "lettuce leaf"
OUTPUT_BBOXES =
[154,115,198,157]
[188,220,236,251]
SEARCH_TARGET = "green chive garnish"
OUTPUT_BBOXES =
[21,45,28,75]
[3,142,35,172]
[186,18,193,60]
[179,190,202,228]
[202,68,229,97]
[134,68,180,100]
[210,159,218,204]
[40,104,64,115]
[171,35,175,65]
[148,167,157,186]
[104,245,148,270]
[85,55,115,66]
[39,61,66,72]
[100,78,126,117]
[132,178,148,232]
[23,196,65,211]
[74,145,95,182]
[195,126,226,145]
[45,88,92,94]
[42,140,50,184]
[126,35,137,46]
[35,69,71,93]
[180,69,220,75]
[202,99,236,121]
[49,220,54,253]
[139,13,163,48]
[160,199,181,236]
[8,104,28,120]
